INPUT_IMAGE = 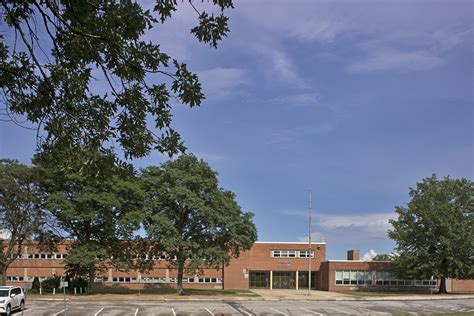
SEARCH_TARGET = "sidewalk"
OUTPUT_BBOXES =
[251,289,474,301]
[28,290,474,302]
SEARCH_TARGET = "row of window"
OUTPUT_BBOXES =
[7,276,222,284]
[111,277,222,283]
[12,253,182,261]
[6,276,47,282]
[271,250,314,258]
[335,270,438,286]
[11,254,68,260]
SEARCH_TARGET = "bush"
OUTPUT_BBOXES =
[42,275,61,292]
[69,276,88,291]
[31,277,40,293]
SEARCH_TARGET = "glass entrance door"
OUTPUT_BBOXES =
[272,271,296,289]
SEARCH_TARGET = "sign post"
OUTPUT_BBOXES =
[60,279,68,315]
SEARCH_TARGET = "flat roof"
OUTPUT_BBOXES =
[327,260,391,262]
[255,241,326,245]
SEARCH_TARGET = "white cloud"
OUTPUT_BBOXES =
[198,67,249,99]
[348,47,444,74]
[274,93,321,107]
[316,212,395,237]
[236,1,471,75]
[252,44,308,88]
[236,1,351,44]
[284,211,396,243]
[363,249,378,261]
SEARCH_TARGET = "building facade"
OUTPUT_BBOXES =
[3,241,473,293]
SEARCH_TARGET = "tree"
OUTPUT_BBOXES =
[141,154,257,295]
[372,254,392,261]
[388,174,474,293]
[37,152,145,292]
[0,0,234,172]
[0,159,54,285]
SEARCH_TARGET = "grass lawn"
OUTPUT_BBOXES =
[89,287,258,297]
[344,291,410,297]
[428,313,473,316]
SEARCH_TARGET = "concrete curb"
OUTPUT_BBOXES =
[28,295,474,302]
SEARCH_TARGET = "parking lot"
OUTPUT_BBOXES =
[16,299,474,315]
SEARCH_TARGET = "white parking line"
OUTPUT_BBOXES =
[134,307,139,316]
[357,307,390,315]
[94,307,104,315]
[326,307,353,315]
[172,307,177,316]
[53,309,66,316]
[228,304,252,316]
[270,307,288,315]
[205,307,215,315]
[413,306,443,314]
[300,307,324,315]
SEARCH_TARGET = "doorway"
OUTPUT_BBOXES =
[272,271,296,289]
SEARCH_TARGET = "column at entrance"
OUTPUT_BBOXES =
[269,271,273,290]
[295,271,299,290]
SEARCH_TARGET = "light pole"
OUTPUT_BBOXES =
[308,188,312,296]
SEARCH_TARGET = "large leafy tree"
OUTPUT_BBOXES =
[0,159,55,285]
[0,0,234,171]
[141,154,257,295]
[388,175,474,293]
[37,152,145,292]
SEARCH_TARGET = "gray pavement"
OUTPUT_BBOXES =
[18,299,474,315]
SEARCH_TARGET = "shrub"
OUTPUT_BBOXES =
[31,277,40,293]
[42,275,61,292]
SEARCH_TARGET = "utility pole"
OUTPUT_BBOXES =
[308,188,312,296]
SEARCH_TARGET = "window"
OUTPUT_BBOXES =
[343,271,350,285]
[249,271,270,288]
[415,279,437,286]
[336,270,373,286]
[335,271,343,285]
[272,250,314,258]
[298,250,315,258]
[298,271,316,289]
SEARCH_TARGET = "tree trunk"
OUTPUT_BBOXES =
[176,258,184,295]
[0,266,7,286]
[221,261,224,291]
[88,265,95,294]
[439,276,448,294]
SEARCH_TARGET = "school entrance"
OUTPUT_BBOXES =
[272,271,296,289]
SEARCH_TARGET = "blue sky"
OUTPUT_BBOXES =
[0,0,472,259]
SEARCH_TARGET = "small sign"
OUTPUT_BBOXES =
[60,281,69,288]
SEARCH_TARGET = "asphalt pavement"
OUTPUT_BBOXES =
[17,299,474,315]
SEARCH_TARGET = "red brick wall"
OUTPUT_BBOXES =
[451,279,474,293]
[5,241,327,291]
[321,261,445,293]
[224,242,326,289]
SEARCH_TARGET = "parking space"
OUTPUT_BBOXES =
[17,299,474,315]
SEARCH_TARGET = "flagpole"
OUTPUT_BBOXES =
[308,188,312,296]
